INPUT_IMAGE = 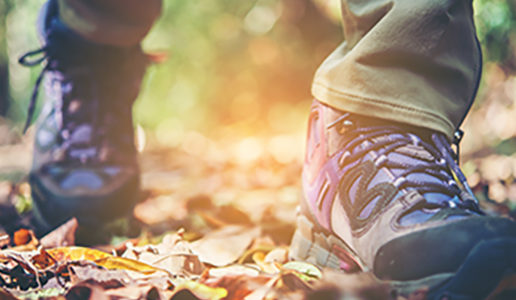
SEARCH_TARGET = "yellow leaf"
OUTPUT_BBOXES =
[175,280,228,300]
[252,251,279,274]
[94,256,163,275]
[47,246,165,275]
[47,247,111,261]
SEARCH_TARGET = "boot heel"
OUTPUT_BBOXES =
[289,213,364,273]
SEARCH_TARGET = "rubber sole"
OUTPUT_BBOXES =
[290,213,516,300]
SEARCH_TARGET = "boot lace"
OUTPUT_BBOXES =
[329,114,481,213]
[19,42,128,164]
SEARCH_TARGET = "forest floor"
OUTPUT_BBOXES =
[0,110,515,300]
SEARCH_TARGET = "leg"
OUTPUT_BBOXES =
[20,0,162,240]
[291,1,516,298]
[313,0,481,138]
[57,0,162,46]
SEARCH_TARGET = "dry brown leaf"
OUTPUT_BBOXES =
[264,247,288,264]
[208,265,261,278]
[0,250,40,275]
[191,225,260,267]
[40,218,77,249]
[275,272,313,293]
[243,272,312,300]
[242,276,278,300]
[169,288,201,300]
[143,253,204,276]
[69,264,173,292]
[197,205,254,228]
[94,256,165,275]
[121,233,205,276]
[203,274,273,300]
[313,269,393,300]
[260,212,296,246]
[0,287,18,300]
[174,280,228,300]
[65,282,110,300]
[69,265,130,288]
[31,248,57,269]
[104,284,163,299]
[12,229,37,247]
[186,194,214,212]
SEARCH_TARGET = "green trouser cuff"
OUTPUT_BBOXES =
[312,81,456,139]
[58,0,162,46]
[314,0,482,139]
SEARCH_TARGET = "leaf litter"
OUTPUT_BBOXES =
[1,119,516,299]
[0,211,425,300]
[0,187,405,300]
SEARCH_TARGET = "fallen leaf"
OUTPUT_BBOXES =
[275,272,312,293]
[144,253,204,276]
[198,205,253,228]
[47,247,111,262]
[40,218,77,248]
[191,226,260,267]
[204,275,271,300]
[65,282,110,300]
[313,269,392,300]
[69,265,130,288]
[238,245,275,264]
[208,265,261,278]
[31,248,57,269]
[186,194,214,211]
[94,256,165,275]
[242,276,278,300]
[260,215,296,246]
[282,261,322,281]
[12,229,36,247]
[47,247,166,275]
[175,280,227,300]
[169,288,201,300]
[0,287,18,300]
[104,284,162,299]
[252,251,279,274]
[121,233,205,276]
[264,247,288,264]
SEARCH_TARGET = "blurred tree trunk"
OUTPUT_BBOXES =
[0,0,12,116]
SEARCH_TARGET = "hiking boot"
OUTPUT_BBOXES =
[290,99,516,299]
[19,0,148,236]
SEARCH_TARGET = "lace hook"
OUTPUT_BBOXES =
[19,47,48,67]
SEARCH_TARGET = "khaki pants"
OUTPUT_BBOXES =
[57,0,162,46]
[59,0,481,139]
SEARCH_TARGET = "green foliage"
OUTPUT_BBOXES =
[1,0,341,139]
[475,0,516,70]
[136,0,340,138]
[1,0,516,137]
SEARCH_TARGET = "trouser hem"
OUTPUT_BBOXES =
[57,0,161,46]
[312,81,456,140]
